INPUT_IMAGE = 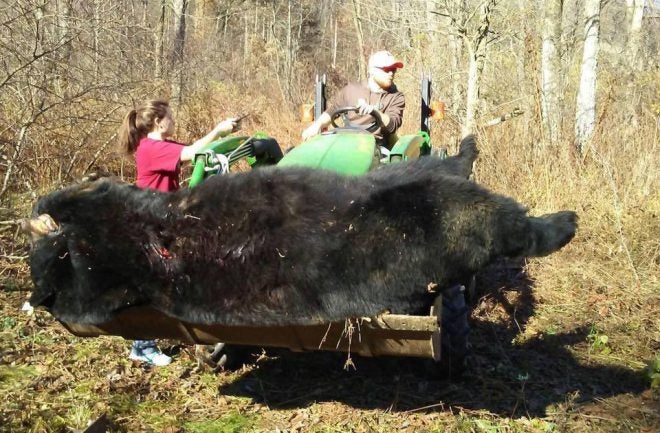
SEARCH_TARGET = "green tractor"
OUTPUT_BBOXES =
[187,73,438,185]
[64,75,469,374]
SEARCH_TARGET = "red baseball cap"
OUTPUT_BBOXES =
[368,50,404,72]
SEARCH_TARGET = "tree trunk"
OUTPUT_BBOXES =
[624,0,635,34]
[541,0,563,145]
[171,0,189,103]
[142,0,148,28]
[243,14,249,76]
[285,1,291,90]
[463,44,479,137]
[155,0,166,78]
[462,0,495,138]
[627,0,644,69]
[426,0,434,32]
[574,0,601,154]
[93,0,101,80]
[425,0,442,74]
[332,18,338,68]
[514,0,535,138]
[351,0,366,79]
[59,0,73,61]
[34,1,46,52]
[0,124,28,198]
[447,0,466,123]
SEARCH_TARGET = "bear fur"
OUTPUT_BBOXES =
[27,141,576,326]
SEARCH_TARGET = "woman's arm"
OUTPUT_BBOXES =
[180,118,237,161]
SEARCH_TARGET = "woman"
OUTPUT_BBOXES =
[118,99,237,366]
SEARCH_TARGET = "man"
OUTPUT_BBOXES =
[302,50,405,148]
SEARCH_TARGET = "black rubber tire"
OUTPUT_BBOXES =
[196,343,257,371]
[435,284,470,377]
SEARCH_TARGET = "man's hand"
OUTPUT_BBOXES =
[302,112,331,140]
[356,98,377,116]
[302,121,322,141]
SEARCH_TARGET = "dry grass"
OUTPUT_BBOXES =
[0,96,658,432]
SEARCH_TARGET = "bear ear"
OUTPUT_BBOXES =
[20,214,60,242]
[525,211,578,257]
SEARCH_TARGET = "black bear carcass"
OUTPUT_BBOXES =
[24,150,577,360]
[23,154,577,361]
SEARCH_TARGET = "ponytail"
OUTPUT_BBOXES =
[118,109,139,155]
[117,99,170,155]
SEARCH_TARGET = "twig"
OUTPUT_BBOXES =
[483,108,524,127]
[577,413,618,422]
[0,255,27,260]
[318,322,332,349]
[338,318,356,370]
[588,145,641,286]
[84,132,119,175]
[402,402,446,414]
[65,106,121,178]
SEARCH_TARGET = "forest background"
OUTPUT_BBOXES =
[0,0,658,432]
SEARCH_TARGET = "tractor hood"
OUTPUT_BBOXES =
[278,132,377,176]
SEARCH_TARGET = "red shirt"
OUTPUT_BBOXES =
[135,137,185,192]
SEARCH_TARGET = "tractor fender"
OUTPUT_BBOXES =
[388,132,431,162]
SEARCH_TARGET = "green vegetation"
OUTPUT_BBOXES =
[185,412,256,433]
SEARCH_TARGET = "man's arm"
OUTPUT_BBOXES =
[355,91,405,133]
[302,85,350,140]
[356,99,391,129]
[381,92,405,134]
[302,112,331,141]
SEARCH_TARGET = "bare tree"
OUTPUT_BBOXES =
[1,0,657,199]
[57,0,73,67]
[626,0,645,69]
[462,0,496,137]
[574,0,602,154]
[171,0,189,103]
[351,0,367,79]
[155,0,166,79]
[447,0,467,121]
[541,0,563,145]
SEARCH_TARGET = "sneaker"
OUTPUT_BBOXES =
[129,346,172,366]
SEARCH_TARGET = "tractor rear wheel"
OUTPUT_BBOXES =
[428,284,470,378]
[441,284,470,371]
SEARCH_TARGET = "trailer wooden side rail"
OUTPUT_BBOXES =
[61,294,445,361]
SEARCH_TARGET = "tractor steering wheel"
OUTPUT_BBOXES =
[329,107,383,134]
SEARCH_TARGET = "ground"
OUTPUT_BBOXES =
[1,136,658,432]
[0,259,656,432]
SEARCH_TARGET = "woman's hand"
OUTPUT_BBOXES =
[181,117,239,162]
[216,118,238,136]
